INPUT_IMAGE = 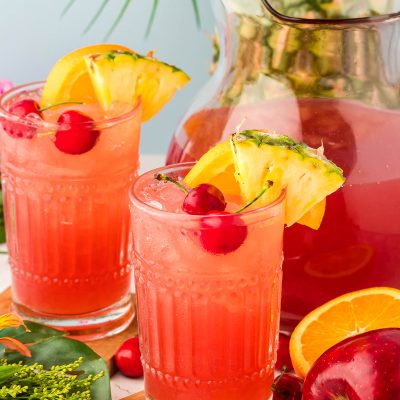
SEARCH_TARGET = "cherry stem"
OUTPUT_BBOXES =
[235,180,273,214]
[271,365,287,394]
[39,101,83,112]
[155,173,189,194]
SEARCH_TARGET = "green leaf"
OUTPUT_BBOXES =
[3,337,111,400]
[104,0,132,40]
[191,0,201,28]
[0,321,65,347]
[83,0,110,34]
[0,322,111,400]
[145,0,159,37]
[61,0,77,17]
[146,0,200,36]
[0,365,21,386]
[62,0,200,39]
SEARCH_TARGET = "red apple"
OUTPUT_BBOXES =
[303,328,400,400]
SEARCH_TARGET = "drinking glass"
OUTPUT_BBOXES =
[130,163,285,400]
[0,82,141,340]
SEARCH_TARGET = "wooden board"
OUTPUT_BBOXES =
[121,392,145,400]
[0,288,138,374]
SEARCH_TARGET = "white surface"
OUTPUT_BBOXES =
[0,247,10,293]
[0,154,165,399]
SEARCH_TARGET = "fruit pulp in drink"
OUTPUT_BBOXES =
[131,168,285,400]
[0,91,140,315]
[167,98,400,330]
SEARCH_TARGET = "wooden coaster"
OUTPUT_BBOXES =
[121,392,145,400]
[0,288,138,374]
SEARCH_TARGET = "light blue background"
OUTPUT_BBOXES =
[0,0,215,155]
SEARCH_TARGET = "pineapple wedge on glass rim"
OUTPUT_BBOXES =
[184,129,345,229]
[85,50,190,121]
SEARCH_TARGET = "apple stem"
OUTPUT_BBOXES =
[154,173,189,194]
[235,180,273,214]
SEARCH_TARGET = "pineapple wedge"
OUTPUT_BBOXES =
[230,130,344,227]
[85,50,190,121]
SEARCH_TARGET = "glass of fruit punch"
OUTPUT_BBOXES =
[130,130,344,399]
[0,44,189,339]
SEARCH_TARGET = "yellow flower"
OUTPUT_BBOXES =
[0,313,31,357]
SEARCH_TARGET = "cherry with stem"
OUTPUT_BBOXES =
[155,173,270,254]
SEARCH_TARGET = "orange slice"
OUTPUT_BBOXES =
[305,243,373,278]
[290,287,400,378]
[184,139,239,196]
[41,44,131,107]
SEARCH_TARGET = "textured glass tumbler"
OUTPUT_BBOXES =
[0,82,141,340]
[130,163,285,400]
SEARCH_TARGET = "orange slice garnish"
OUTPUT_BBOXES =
[41,44,131,107]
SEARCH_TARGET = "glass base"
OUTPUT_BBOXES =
[13,294,135,341]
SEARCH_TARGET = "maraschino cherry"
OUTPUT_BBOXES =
[182,183,226,214]
[200,211,247,254]
[55,110,99,155]
[193,184,268,254]
[155,174,248,254]
[3,99,42,138]
[9,99,41,119]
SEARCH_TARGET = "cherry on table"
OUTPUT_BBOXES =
[272,371,303,400]
[200,211,247,254]
[183,183,226,215]
[115,337,144,378]
[3,99,42,138]
[55,110,99,154]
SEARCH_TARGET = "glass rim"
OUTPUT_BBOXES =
[0,81,141,130]
[262,0,400,26]
[130,162,286,222]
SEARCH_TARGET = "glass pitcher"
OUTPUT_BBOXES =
[166,0,400,331]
